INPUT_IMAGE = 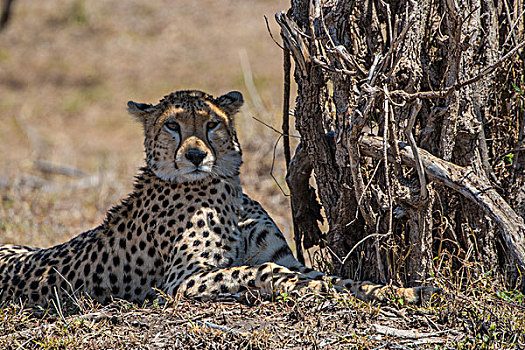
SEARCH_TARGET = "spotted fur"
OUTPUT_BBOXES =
[0,90,438,307]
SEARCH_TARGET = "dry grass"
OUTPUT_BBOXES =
[0,0,295,249]
[1,285,524,349]
[1,1,525,349]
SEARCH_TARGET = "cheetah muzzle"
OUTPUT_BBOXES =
[0,90,440,307]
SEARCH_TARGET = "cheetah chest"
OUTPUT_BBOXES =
[128,177,244,290]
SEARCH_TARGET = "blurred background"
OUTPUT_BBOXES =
[0,0,297,249]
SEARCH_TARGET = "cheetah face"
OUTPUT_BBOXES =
[127,90,244,183]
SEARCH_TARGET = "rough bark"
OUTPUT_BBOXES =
[279,0,525,287]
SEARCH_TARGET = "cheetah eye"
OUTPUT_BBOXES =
[207,121,220,130]
[165,121,180,133]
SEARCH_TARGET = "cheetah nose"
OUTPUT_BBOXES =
[185,148,207,166]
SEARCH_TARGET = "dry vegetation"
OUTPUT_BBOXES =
[1,1,525,349]
[1,286,524,349]
[0,0,295,249]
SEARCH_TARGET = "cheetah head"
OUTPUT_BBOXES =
[127,90,244,183]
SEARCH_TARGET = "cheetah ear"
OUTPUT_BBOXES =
[127,101,156,122]
[215,91,244,116]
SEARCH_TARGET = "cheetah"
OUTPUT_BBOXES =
[0,90,439,307]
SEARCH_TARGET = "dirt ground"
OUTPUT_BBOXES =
[1,1,524,349]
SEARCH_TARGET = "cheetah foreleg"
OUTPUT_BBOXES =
[166,262,336,299]
[270,270,440,304]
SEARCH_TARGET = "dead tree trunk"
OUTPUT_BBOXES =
[279,0,525,288]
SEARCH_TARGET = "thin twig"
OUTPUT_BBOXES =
[382,84,393,238]
[341,233,388,266]
[251,117,297,196]
[252,116,300,138]
[264,15,284,50]
[391,39,525,100]
[327,46,367,77]
[502,0,517,45]
[381,14,416,79]
[270,134,290,197]
[503,7,525,47]
[404,99,428,199]
[319,6,349,72]
[325,244,344,265]
[387,103,400,160]
[384,9,416,80]
[368,54,382,84]
[374,215,387,283]
[346,160,382,227]
[491,141,525,161]
[311,57,356,76]
[282,45,292,171]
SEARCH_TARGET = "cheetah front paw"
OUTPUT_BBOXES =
[402,286,442,304]
[334,279,441,304]
[290,278,341,295]
[264,276,335,296]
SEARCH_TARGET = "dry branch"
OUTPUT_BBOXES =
[34,160,88,178]
[275,11,308,76]
[390,39,525,101]
[404,100,428,200]
[371,323,444,339]
[282,48,292,170]
[359,134,525,269]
